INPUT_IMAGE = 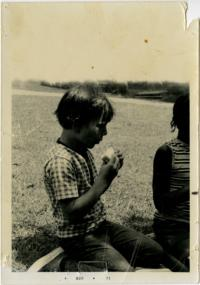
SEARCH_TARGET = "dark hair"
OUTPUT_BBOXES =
[55,83,115,129]
[170,94,189,132]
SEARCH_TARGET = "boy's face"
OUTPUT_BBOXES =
[78,116,108,149]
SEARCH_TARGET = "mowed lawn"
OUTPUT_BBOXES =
[12,93,173,271]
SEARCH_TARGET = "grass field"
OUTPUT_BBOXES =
[12,92,173,271]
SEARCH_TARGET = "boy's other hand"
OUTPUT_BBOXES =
[114,150,124,168]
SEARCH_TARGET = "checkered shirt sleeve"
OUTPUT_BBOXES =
[47,156,79,200]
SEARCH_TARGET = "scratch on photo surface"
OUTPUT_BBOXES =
[3,254,11,268]
[130,236,142,269]
[115,187,122,208]
[126,200,132,212]
[180,1,187,30]
[13,122,24,147]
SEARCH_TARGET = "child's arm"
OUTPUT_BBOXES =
[59,154,122,222]
[153,145,189,213]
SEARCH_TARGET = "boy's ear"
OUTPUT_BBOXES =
[73,119,82,132]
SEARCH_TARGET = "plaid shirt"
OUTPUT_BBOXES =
[44,143,106,238]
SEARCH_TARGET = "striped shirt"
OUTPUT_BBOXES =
[44,143,106,238]
[154,138,189,223]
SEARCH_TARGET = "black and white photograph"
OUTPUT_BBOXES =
[1,1,199,284]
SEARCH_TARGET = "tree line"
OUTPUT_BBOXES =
[12,79,189,102]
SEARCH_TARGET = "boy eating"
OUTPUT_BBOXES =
[44,83,169,271]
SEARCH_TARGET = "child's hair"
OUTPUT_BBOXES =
[55,83,115,129]
[170,94,189,132]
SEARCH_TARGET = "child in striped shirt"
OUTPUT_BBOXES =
[152,94,189,270]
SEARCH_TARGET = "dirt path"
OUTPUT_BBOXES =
[12,88,172,107]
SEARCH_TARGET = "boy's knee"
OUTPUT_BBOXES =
[142,236,164,257]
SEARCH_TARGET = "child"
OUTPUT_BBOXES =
[44,83,173,272]
[152,94,189,270]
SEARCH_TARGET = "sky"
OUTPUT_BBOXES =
[187,0,200,24]
[3,1,199,83]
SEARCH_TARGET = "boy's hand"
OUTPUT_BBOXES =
[114,150,124,169]
[102,148,124,169]
[98,154,123,188]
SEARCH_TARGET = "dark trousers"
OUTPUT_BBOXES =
[59,220,187,272]
[153,219,189,270]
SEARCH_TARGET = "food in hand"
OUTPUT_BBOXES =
[101,147,115,163]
